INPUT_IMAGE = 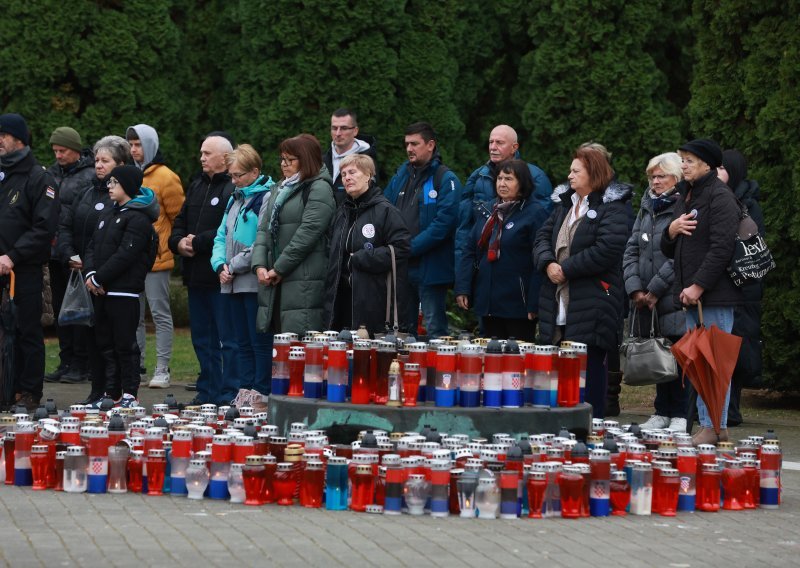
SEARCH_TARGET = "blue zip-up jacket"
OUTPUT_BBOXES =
[456,156,552,269]
[211,174,274,294]
[383,154,461,286]
[455,197,549,318]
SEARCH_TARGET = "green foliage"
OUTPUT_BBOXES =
[689,0,800,390]
[3,0,799,389]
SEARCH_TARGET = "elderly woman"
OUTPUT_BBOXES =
[322,154,410,335]
[252,134,336,335]
[623,152,687,432]
[661,139,742,445]
[456,159,549,341]
[534,145,633,418]
[56,135,132,406]
[211,144,274,407]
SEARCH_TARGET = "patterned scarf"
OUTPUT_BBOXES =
[649,186,679,213]
[267,173,302,245]
[478,199,518,262]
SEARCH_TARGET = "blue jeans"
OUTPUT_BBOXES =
[188,287,238,404]
[221,293,273,396]
[685,306,734,429]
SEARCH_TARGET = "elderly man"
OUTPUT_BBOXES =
[0,113,59,412]
[456,125,552,270]
[44,126,95,384]
[169,134,236,405]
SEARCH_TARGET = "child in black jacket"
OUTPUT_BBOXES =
[84,166,159,408]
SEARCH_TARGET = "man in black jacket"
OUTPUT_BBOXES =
[45,126,95,384]
[322,108,379,205]
[0,113,60,411]
[169,134,235,405]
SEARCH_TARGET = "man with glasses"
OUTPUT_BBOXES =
[0,113,59,411]
[126,123,184,389]
[322,108,379,204]
[169,134,235,405]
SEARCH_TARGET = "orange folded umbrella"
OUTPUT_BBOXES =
[671,301,742,434]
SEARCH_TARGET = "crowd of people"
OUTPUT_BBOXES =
[0,110,763,444]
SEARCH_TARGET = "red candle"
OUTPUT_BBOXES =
[351,341,371,404]
[30,445,49,490]
[350,464,375,512]
[527,471,547,518]
[402,363,421,406]
[274,462,295,506]
[610,471,630,516]
[299,460,324,508]
[128,451,144,493]
[146,449,166,496]
[288,349,305,397]
[558,466,584,518]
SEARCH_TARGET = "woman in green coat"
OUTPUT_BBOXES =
[252,134,336,334]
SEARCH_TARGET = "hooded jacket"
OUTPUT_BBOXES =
[457,156,552,270]
[0,147,59,267]
[211,174,274,294]
[661,171,743,308]
[84,188,160,295]
[322,184,411,334]
[126,124,184,272]
[56,176,114,262]
[322,135,380,204]
[251,168,336,334]
[168,171,234,288]
[383,150,462,287]
[47,148,95,212]
[456,196,549,319]
[534,182,632,352]
[623,189,686,337]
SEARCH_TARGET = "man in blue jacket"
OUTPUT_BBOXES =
[384,122,461,338]
[456,125,552,270]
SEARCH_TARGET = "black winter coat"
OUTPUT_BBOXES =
[0,149,59,267]
[534,182,632,352]
[168,171,234,288]
[47,149,95,210]
[84,190,160,294]
[661,171,742,307]
[322,184,411,335]
[56,177,113,262]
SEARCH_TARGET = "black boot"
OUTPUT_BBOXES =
[606,371,623,417]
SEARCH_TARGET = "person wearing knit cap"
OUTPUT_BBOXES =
[661,139,743,445]
[0,112,59,412]
[44,126,97,386]
[83,164,160,408]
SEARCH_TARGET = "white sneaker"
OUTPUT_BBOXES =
[668,417,687,433]
[148,366,171,388]
[640,415,670,430]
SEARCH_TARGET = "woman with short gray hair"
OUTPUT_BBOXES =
[623,151,687,432]
[55,135,132,406]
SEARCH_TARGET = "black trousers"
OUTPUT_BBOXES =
[94,295,141,399]
[482,316,537,343]
[12,266,46,399]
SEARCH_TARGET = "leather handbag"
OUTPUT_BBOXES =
[374,244,413,343]
[620,307,679,386]
[727,202,775,286]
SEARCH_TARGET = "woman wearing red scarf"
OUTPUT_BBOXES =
[455,160,549,341]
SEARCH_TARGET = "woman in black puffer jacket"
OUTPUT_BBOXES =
[534,145,632,418]
[323,154,411,336]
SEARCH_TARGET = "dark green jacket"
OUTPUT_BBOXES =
[251,168,335,334]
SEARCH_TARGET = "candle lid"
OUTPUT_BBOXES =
[305,460,324,471]
[31,444,49,454]
[148,449,166,458]
[67,445,86,456]
[277,462,293,471]
[611,470,627,481]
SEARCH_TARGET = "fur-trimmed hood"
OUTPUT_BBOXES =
[551,180,633,206]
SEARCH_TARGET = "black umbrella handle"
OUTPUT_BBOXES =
[697,299,704,327]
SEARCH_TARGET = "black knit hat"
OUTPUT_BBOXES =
[108,165,143,198]
[679,138,723,169]
[0,113,29,144]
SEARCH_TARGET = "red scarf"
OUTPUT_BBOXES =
[478,200,519,262]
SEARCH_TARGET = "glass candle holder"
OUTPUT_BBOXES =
[107,445,130,494]
[404,474,430,516]
[274,462,295,506]
[30,445,49,490]
[243,455,266,506]
[186,458,210,500]
[228,463,245,504]
[299,460,324,508]
[475,476,500,519]
[610,471,630,515]
[146,449,167,496]
[526,471,547,518]
[558,465,584,519]
[128,450,144,494]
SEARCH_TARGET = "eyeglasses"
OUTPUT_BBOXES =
[648,174,670,182]
[106,178,120,188]
[279,157,298,165]
[330,126,356,132]
[229,171,250,180]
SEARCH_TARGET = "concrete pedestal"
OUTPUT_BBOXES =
[268,395,593,443]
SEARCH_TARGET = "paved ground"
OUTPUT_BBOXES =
[0,381,795,568]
